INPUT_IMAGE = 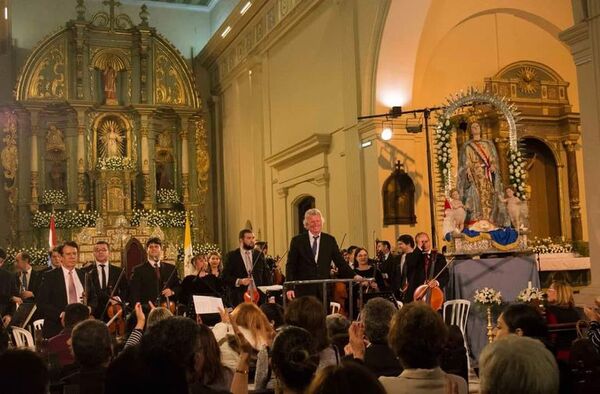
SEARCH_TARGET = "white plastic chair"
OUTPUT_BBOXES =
[443,299,472,373]
[329,302,341,315]
[32,319,44,332]
[11,327,35,349]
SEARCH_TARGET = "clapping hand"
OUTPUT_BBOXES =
[348,321,366,360]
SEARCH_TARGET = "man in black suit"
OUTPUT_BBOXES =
[129,237,180,308]
[43,246,63,275]
[85,241,128,320]
[12,252,43,305]
[285,208,361,300]
[0,248,16,327]
[37,241,97,338]
[376,240,401,293]
[403,232,449,303]
[223,229,271,306]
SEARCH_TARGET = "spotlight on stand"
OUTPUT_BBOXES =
[406,115,423,134]
[380,120,393,141]
[389,106,402,118]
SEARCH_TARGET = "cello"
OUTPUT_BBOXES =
[413,252,454,311]
[331,234,348,316]
[101,267,127,338]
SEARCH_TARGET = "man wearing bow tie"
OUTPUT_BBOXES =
[286,208,362,300]
[129,238,180,308]
[403,232,449,303]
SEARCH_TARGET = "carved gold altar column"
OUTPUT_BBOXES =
[180,115,190,205]
[140,113,152,209]
[76,111,87,210]
[193,116,209,241]
[495,120,510,186]
[563,138,583,241]
[30,113,40,212]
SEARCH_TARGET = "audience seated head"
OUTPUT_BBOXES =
[71,319,112,368]
[196,323,225,386]
[285,296,329,351]
[326,313,350,338]
[147,306,173,328]
[62,302,90,331]
[479,334,558,394]
[231,302,274,347]
[140,317,203,391]
[0,349,49,394]
[388,302,447,369]
[547,280,575,308]
[271,326,319,393]
[362,298,396,344]
[307,361,386,394]
[260,302,285,329]
[495,303,547,340]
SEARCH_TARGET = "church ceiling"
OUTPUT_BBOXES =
[144,0,215,7]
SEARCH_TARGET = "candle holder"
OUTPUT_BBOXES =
[486,306,494,343]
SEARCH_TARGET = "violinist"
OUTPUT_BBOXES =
[180,252,227,325]
[85,241,128,321]
[129,237,180,309]
[223,229,271,307]
[403,232,449,303]
[354,248,385,293]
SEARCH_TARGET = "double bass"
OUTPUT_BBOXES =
[413,251,453,311]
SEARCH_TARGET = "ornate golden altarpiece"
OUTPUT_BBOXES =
[0,1,209,256]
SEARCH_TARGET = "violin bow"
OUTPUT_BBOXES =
[100,266,127,320]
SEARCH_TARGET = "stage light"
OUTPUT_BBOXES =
[240,2,252,15]
[361,140,372,148]
[381,127,393,141]
[389,106,402,118]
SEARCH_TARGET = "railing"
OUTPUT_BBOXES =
[283,278,374,320]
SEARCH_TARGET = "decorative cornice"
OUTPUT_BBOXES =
[265,133,331,170]
[559,23,591,65]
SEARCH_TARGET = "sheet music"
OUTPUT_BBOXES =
[193,295,224,315]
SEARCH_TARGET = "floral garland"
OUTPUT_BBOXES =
[96,156,134,171]
[516,287,545,303]
[130,209,193,228]
[41,189,67,205]
[434,115,453,189]
[157,188,181,204]
[530,236,573,254]
[473,287,503,306]
[31,210,99,229]
[508,147,527,199]
[3,246,51,266]
[175,242,221,264]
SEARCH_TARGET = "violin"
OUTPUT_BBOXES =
[413,253,454,311]
[160,295,177,314]
[106,298,126,337]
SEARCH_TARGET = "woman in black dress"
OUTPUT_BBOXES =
[352,248,385,312]
[180,252,227,326]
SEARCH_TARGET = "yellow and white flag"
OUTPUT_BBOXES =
[183,212,194,276]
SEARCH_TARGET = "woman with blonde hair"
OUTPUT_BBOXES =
[546,280,581,361]
[212,302,274,372]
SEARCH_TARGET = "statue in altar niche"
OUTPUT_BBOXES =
[48,161,66,191]
[103,66,118,105]
[98,119,126,158]
[155,129,174,189]
[46,125,65,154]
[456,119,509,231]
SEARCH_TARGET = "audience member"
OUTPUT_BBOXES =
[307,361,386,394]
[47,303,90,368]
[285,296,340,368]
[361,298,402,377]
[260,302,285,329]
[326,313,350,355]
[380,302,468,394]
[60,319,112,394]
[196,323,233,392]
[440,325,468,383]
[271,326,319,394]
[494,303,548,340]
[124,302,173,349]
[0,349,49,394]
[546,280,581,361]
[479,334,559,394]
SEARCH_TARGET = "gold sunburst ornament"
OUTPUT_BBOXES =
[517,67,539,94]
[98,119,125,158]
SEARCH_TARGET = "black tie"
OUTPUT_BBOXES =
[312,235,319,259]
[100,264,107,289]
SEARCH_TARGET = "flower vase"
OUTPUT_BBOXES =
[486,306,494,343]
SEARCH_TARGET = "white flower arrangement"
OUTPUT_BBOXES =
[131,209,193,228]
[3,246,50,266]
[530,236,573,254]
[31,210,99,229]
[508,147,528,199]
[96,156,134,171]
[473,287,503,306]
[434,115,453,187]
[156,188,181,204]
[176,242,221,263]
[41,189,67,205]
[516,287,545,303]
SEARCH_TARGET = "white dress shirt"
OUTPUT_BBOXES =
[309,231,321,263]
[96,261,109,288]
[20,267,32,291]
[61,265,84,304]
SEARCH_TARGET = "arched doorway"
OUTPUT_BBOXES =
[295,196,315,235]
[522,138,561,238]
[123,237,146,279]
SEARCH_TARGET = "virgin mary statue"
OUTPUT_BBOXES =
[456,120,508,230]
